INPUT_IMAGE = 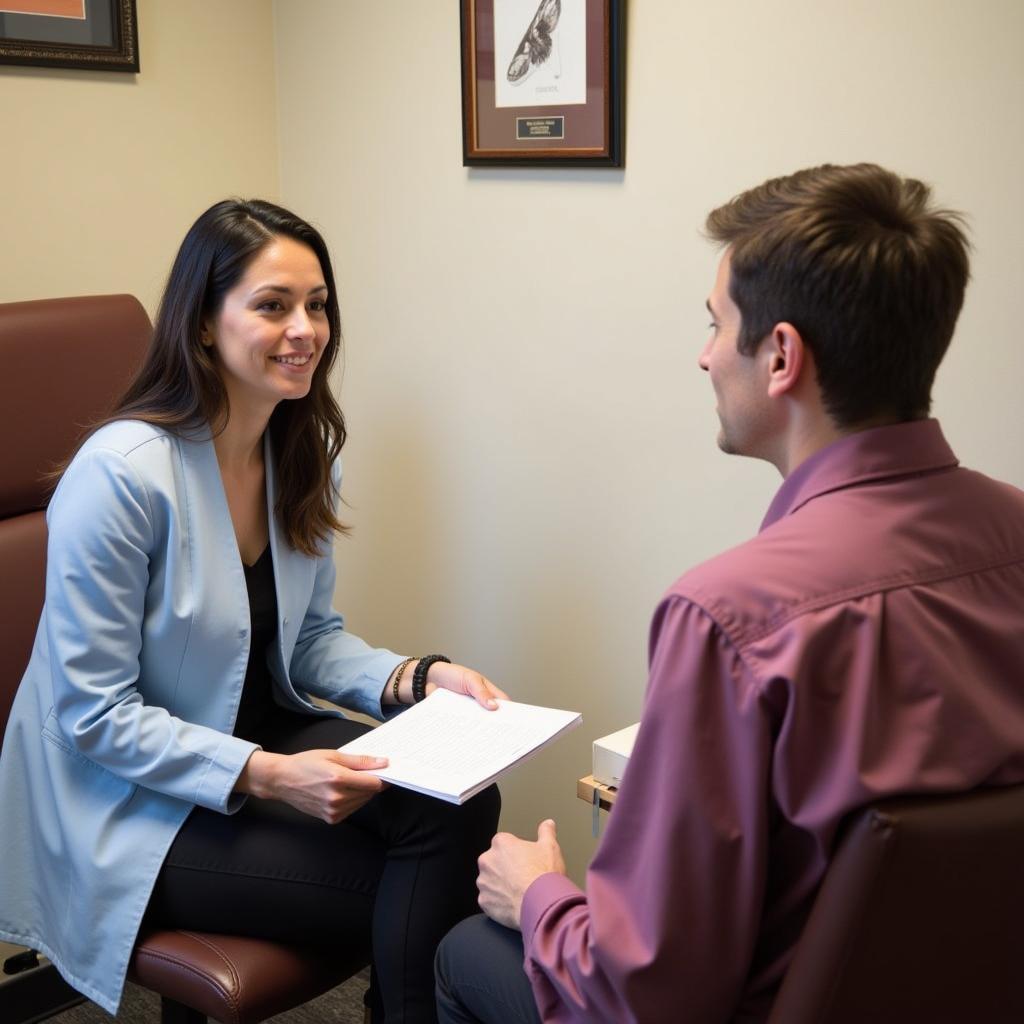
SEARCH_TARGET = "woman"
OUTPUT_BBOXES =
[0,199,504,1022]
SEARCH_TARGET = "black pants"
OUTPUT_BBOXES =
[434,915,541,1024]
[146,713,500,1024]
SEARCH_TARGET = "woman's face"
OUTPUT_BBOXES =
[203,235,330,420]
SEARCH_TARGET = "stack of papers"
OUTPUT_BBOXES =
[339,688,582,804]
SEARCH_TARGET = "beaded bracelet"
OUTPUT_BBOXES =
[412,655,451,703]
[391,658,415,705]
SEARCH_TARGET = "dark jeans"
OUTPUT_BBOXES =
[146,713,500,1024]
[435,915,541,1024]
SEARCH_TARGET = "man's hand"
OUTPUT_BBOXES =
[477,819,567,930]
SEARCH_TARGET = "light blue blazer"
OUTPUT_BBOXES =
[0,420,403,1014]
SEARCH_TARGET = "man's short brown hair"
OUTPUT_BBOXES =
[706,164,970,428]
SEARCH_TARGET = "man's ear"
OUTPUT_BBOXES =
[765,322,806,398]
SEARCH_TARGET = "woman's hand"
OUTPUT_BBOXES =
[424,661,509,710]
[236,749,388,824]
[383,660,510,709]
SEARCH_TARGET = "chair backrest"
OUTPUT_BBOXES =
[768,784,1024,1023]
[0,295,150,739]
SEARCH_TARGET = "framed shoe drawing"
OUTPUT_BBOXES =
[461,0,624,167]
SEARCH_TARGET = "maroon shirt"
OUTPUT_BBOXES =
[521,419,1024,1023]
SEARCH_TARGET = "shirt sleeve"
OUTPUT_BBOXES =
[286,458,406,721]
[46,446,258,814]
[520,595,774,1024]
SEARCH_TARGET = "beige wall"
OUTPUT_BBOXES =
[0,0,279,314]
[2,0,1019,886]
[275,0,1024,880]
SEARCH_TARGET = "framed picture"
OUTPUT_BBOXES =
[461,0,624,167]
[0,0,139,72]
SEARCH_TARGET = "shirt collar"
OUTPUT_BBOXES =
[760,418,959,531]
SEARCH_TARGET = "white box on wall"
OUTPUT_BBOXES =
[592,722,640,788]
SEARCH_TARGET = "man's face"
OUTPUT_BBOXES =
[698,250,774,459]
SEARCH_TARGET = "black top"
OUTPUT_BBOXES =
[234,545,278,742]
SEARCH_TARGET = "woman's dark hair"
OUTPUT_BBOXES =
[100,198,348,555]
[706,164,970,428]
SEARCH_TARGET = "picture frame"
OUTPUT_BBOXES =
[461,0,624,167]
[0,0,139,73]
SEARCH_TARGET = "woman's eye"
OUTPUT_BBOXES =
[309,300,327,313]
[258,300,284,312]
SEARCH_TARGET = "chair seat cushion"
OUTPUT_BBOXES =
[130,929,365,1024]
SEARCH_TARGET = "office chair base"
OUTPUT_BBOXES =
[161,994,207,1023]
[0,960,84,1024]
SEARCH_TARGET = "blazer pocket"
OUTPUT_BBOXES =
[42,707,138,801]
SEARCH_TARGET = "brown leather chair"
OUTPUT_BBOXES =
[0,295,367,1024]
[768,783,1024,1023]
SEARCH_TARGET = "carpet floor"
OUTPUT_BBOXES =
[48,968,371,1023]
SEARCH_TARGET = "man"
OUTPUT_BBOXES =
[435,164,1024,1023]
